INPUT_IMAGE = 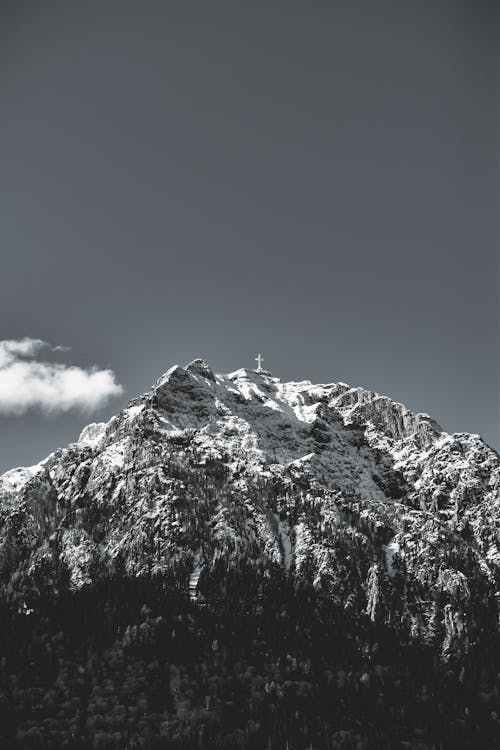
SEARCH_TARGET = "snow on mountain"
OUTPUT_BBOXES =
[1,358,499,657]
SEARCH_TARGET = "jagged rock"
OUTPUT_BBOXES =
[0,360,499,658]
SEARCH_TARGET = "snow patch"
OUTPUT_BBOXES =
[384,539,400,577]
[78,422,107,448]
[0,462,45,490]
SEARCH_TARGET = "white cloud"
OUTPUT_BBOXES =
[0,338,123,415]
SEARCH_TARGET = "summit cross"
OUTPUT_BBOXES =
[255,353,264,372]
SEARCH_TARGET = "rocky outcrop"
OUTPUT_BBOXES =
[0,361,499,659]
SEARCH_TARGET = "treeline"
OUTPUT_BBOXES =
[0,566,500,749]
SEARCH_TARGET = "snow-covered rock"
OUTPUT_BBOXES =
[1,360,499,656]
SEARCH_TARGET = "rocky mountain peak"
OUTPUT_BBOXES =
[0,359,499,658]
[1,359,500,745]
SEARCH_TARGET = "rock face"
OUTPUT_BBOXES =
[1,360,499,652]
[1,361,500,748]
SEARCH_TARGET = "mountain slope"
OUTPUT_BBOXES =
[1,359,500,748]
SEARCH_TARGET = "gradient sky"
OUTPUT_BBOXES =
[0,0,499,472]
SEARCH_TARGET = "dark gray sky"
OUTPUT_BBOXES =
[1,0,499,472]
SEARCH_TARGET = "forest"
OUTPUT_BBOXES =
[0,559,499,749]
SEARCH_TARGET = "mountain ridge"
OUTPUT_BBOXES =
[1,359,500,747]
[1,358,499,618]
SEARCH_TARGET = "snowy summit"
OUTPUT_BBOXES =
[0,357,498,642]
[1,358,500,745]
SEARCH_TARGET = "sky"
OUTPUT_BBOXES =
[0,0,499,472]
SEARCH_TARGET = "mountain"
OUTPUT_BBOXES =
[1,359,500,749]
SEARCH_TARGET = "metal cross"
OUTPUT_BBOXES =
[255,353,264,372]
